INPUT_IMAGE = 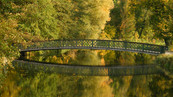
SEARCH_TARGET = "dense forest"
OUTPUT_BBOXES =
[0,0,173,65]
[0,0,114,64]
[0,0,173,97]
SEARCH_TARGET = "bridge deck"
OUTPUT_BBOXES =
[19,39,167,55]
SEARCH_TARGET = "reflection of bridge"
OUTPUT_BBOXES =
[19,39,167,55]
[13,60,163,76]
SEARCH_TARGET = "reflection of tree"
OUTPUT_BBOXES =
[1,70,21,97]
[106,50,171,97]
[104,51,136,66]
[2,50,173,97]
[1,50,114,97]
[127,75,152,97]
[110,74,171,97]
[149,75,173,97]
[1,70,114,97]
[69,50,102,66]
[80,76,113,97]
[110,76,133,97]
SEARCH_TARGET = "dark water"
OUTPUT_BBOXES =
[1,50,173,97]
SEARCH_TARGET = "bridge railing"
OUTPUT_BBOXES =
[18,39,167,54]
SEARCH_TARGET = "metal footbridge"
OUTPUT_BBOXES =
[19,39,167,55]
[14,39,169,76]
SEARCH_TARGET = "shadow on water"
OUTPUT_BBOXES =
[12,59,163,76]
[11,49,164,76]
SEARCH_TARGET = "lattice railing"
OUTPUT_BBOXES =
[18,39,167,54]
[13,60,163,76]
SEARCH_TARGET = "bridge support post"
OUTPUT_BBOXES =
[92,40,93,47]
[142,44,144,52]
[124,41,127,50]
[108,41,110,48]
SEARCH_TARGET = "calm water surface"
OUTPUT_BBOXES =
[1,50,172,97]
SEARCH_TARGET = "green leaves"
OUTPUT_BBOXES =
[0,18,22,58]
[18,0,59,39]
[55,0,114,39]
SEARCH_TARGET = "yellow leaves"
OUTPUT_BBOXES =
[0,17,24,61]
[163,0,169,3]
[11,2,20,9]
[99,32,111,40]
[157,79,173,91]
[1,72,21,97]
[169,45,173,51]
[81,76,113,97]
[100,77,112,87]
[134,32,139,41]
[74,9,78,12]
[157,15,173,38]
[67,0,71,3]
[0,19,22,43]
[158,80,167,90]
[51,55,58,63]
[0,57,8,66]
[158,23,169,32]
[1,81,21,97]
[153,39,156,44]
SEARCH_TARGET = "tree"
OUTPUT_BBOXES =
[54,0,114,39]
[107,0,137,41]
[0,18,23,64]
[132,0,173,46]
[18,0,60,39]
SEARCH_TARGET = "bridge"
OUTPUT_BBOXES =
[13,60,163,76]
[15,39,169,76]
[19,39,167,55]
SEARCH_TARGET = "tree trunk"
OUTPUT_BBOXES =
[164,38,170,46]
